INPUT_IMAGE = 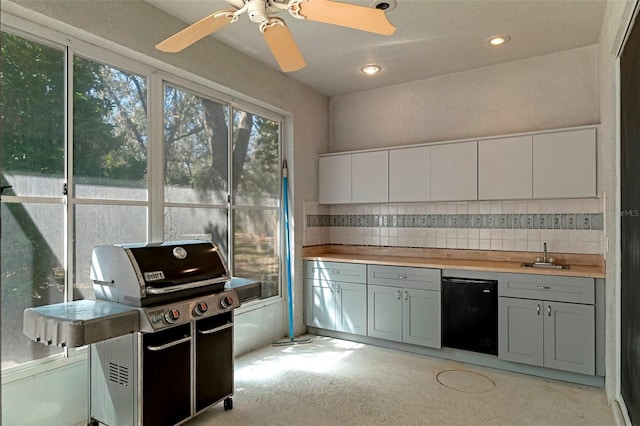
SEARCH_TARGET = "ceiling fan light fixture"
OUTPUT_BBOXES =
[487,34,511,46]
[361,64,381,75]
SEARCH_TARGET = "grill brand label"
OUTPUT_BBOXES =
[173,247,187,260]
[144,271,165,281]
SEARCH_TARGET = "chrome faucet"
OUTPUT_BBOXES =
[542,242,548,263]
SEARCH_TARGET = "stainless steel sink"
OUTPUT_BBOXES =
[521,262,569,270]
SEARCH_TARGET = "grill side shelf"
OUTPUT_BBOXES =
[23,300,140,348]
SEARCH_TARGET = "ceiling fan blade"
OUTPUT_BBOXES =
[296,0,396,35]
[261,18,306,72]
[156,10,235,53]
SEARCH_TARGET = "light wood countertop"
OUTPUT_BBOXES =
[302,245,605,279]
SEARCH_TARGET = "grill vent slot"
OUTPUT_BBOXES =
[108,362,129,387]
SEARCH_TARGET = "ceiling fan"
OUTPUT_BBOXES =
[155,0,396,72]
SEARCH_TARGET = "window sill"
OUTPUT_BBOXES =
[234,294,284,315]
[1,347,87,385]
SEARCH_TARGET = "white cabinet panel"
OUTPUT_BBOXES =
[479,136,532,200]
[318,154,351,204]
[351,151,389,203]
[533,129,596,198]
[430,141,478,201]
[389,147,430,202]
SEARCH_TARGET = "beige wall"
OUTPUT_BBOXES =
[330,45,598,153]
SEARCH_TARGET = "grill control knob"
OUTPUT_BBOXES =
[220,295,234,309]
[194,302,208,316]
[164,309,180,323]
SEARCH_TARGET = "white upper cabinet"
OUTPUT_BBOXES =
[318,127,597,204]
[533,129,596,199]
[479,136,533,200]
[430,141,478,201]
[318,154,351,204]
[389,146,430,202]
[351,151,389,203]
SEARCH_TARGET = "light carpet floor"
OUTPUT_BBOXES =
[186,335,615,426]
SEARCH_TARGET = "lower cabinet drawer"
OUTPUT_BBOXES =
[498,273,594,304]
[368,265,441,290]
[305,260,367,284]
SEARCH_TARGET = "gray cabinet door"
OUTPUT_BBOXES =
[308,284,336,330]
[402,288,441,348]
[367,285,402,342]
[498,297,544,366]
[336,282,367,336]
[543,301,595,375]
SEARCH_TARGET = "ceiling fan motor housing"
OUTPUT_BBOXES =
[247,0,271,23]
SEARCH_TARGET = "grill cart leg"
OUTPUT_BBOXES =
[224,397,233,410]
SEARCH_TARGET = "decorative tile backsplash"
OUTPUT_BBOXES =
[307,212,603,231]
[303,199,604,255]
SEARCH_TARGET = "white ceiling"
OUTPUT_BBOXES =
[145,0,607,97]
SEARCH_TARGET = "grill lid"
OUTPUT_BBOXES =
[91,240,230,306]
[126,241,229,287]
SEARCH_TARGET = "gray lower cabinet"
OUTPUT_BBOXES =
[367,265,441,348]
[306,261,367,336]
[498,273,596,375]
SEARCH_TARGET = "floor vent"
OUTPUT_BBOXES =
[109,362,129,387]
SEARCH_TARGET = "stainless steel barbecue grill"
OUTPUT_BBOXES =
[23,240,260,426]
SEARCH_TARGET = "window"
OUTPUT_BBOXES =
[1,25,283,372]
[1,33,66,367]
[72,56,149,300]
[231,109,280,298]
[163,85,281,297]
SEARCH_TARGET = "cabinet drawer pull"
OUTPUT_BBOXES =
[404,291,408,301]
[397,275,408,279]
[548,305,552,316]
[332,270,340,274]
[537,304,540,315]
[146,336,191,352]
[537,285,551,289]
[396,290,401,300]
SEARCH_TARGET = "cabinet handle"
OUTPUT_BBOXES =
[548,305,552,316]
[336,284,341,293]
[332,270,340,274]
[537,285,551,289]
[404,291,408,301]
[397,290,401,300]
[397,275,408,279]
[537,304,540,315]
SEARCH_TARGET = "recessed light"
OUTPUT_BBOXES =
[361,64,381,75]
[487,35,511,46]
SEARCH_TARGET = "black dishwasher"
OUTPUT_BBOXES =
[441,276,498,355]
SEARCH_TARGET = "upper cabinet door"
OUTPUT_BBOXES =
[430,141,478,201]
[533,129,596,199]
[478,136,533,200]
[389,146,430,202]
[318,154,351,204]
[351,151,389,203]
